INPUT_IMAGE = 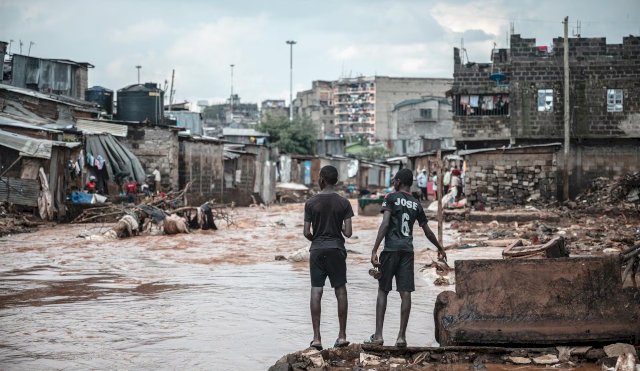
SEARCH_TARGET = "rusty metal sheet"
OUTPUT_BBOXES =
[434,256,640,346]
[0,176,39,207]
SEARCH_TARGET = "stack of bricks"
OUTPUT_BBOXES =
[465,158,557,208]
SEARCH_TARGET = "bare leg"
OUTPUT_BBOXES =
[310,287,323,346]
[397,291,411,345]
[334,285,348,342]
[373,288,388,341]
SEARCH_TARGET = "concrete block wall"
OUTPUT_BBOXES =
[452,35,640,145]
[122,126,179,191]
[464,147,558,208]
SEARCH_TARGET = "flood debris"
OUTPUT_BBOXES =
[0,202,44,236]
[270,343,635,370]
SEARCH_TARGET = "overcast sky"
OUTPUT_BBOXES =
[1,0,638,107]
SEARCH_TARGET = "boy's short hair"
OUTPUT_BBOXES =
[394,169,413,187]
[320,165,339,185]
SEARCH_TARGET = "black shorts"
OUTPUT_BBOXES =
[310,248,347,288]
[378,251,415,292]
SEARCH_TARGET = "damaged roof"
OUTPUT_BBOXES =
[0,129,80,159]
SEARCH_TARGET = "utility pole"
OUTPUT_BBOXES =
[169,69,175,112]
[28,42,35,56]
[286,40,296,122]
[436,149,443,245]
[135,65,142,84]
[229,64,235,112]
[562,16,571,201]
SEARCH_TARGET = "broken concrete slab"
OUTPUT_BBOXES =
[605,343,638,357]
[434,256,640,346]
[508,356,531,364]
[533,354,560,365]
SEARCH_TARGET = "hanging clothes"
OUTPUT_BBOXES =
[78,149,85,169]
[470,95,480,108]
[95,155,105,170]
[483,96,494,110]
[87,152,94,167]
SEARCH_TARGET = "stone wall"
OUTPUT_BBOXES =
[178,137,224,205]
[122,125,179,191]
[464,146,559,208]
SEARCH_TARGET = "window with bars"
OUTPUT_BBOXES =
[419,108,432,119]
[537,89,553,112]
[607,89,623,112]
[453,94,509,116]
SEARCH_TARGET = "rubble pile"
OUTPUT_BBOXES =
[465,162,557,209]
[574,172,640,213]
[0,202,42,237]
[270,343,638,371]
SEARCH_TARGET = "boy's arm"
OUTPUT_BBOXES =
[342,218,352,238]
[371,210,391,266]
[303,221,313,241]
[421,223,447,262]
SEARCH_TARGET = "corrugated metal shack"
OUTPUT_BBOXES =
[178,133,224,205]
[0,120,80,220]
[6,55,93,100]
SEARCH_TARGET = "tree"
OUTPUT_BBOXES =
[259,115,317,155]
[359,145,389,161]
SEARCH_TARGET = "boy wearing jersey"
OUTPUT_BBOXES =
[367,168,446,347]
[304,165,354,350]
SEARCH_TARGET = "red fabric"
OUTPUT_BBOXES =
[125,182,138,193]
[85,181,96,191]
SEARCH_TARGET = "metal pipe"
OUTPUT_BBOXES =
[286,40,296,121]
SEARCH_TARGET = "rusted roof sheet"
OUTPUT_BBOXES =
[0,177,39,207]
[76,119,128,137]
[0,129,52,158]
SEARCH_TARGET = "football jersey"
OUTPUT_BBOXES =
[380,191,428,251]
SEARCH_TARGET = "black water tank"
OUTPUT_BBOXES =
[116,83,164,124]
[85,86,114,115]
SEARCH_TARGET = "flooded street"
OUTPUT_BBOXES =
[0,202,503,370]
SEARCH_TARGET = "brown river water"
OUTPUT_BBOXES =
[0,203,507,370]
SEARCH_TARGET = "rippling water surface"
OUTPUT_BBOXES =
[0,203,504,370]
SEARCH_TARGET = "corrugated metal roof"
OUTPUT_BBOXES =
[222,128,268,137]
[224,150,241,160]
[0,116,62,133]
[0,177,39,207]
[0,129,52,158]
[76,119,128,137]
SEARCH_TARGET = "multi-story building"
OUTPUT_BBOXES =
[260,99,288,121]
[333,76,452,143]
[451,33,640,197]
[293,80,334,139]
[388,96,454,155]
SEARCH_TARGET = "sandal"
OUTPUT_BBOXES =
[334,339,350,348]
[395,340,407,348]
[364,334,384,346]
[309,341,323,351]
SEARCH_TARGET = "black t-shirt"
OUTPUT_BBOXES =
[380,191,427,251]
[304,193,354,250]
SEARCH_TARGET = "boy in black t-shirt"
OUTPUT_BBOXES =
[303,165,354,350]
[366,169,447,347]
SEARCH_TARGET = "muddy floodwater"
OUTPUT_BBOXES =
[0,203,504,370]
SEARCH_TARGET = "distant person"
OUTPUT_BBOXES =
[432,171,438,200]
[451,166,462,200]
[85,175,97,194]
[366,169,446,348]
[443,167,452,194]
[416,169,428,201]
[124,177,138,204]
[152,167,161,193]
[303,165,354,350]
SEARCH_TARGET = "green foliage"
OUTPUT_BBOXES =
[359,145,389,161]
[258,115,317,155]
[201,105,225,121]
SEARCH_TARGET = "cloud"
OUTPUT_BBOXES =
[431,0,508,36]
[110,19,172,44]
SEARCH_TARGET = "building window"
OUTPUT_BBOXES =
[454,94,509,116]
[419,109,432,119]
[537,89,553,112]
[607,89,623,112]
